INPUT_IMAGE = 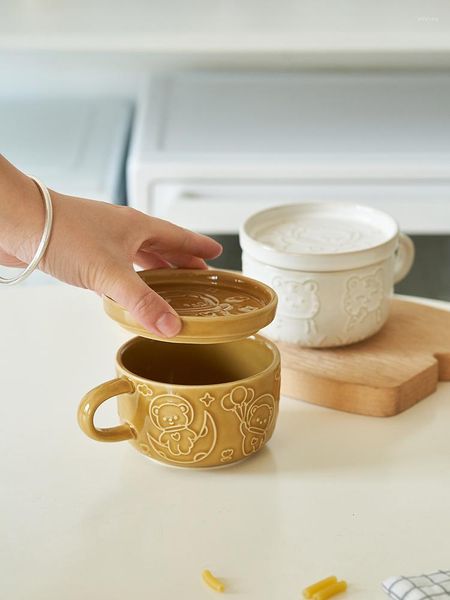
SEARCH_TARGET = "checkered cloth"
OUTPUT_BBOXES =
[383,571,450,599]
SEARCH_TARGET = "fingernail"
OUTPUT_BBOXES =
[212,242,223,257]
[156,312,182,337]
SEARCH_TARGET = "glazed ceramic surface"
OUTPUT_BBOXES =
[78,335,281,468]
[104,269,277,344]
[240,203,415,347]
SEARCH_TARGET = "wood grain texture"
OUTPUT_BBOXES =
[278,299,450,416]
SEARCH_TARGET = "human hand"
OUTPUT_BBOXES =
[1,162,222,337]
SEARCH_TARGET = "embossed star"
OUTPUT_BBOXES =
[199,392,215,407]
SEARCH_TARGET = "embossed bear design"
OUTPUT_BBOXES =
[150,395,196,455]
[343,268,384,331]
[221,386,276,456]
[272,276,320,337]
[159,289,258,317]
[146,393,217,464]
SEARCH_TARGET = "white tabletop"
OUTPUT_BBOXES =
[1,284,449,600]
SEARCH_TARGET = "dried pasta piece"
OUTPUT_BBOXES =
[202,569,225,593]
[313,580,347,600]
[303,576,338,598]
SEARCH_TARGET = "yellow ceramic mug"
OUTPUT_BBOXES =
[78,335,281,468]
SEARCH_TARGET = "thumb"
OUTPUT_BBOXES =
[106,269,182,338]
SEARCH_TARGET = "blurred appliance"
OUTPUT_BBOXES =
[0,96,132,285]
[127,72,450,234]
[0,97,132,203]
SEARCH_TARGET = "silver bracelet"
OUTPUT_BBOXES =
[0,177,54,286]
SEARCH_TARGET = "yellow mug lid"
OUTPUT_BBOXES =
[103,268,277,344]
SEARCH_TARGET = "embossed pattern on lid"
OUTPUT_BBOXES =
[256,215,386,254]
[104,269,277,344]
[240,203,400,272]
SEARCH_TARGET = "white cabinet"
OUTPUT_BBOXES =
[128,73,450,234]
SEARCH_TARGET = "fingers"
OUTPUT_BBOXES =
[106,268,181,338]
[155,252,209,269]
[134,249,208,270]
[133,250,172,271]
[140,216,222,260]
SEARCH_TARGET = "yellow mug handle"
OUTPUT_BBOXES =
[78,378,136,442]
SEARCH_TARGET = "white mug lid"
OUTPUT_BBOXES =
[239,203,400,272]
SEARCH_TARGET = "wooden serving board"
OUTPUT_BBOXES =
[278,299,450,417]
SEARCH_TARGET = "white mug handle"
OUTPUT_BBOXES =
[394,233,415,284]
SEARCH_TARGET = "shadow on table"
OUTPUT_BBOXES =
[266,390,441,475]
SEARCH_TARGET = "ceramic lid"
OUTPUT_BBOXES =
[103,269,277,344]
[240,203,400,272]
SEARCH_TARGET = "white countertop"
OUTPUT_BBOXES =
[1,0,449,53]
[1,283,449,599]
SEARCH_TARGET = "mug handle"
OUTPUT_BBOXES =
[394,233,415,284]
[78,378,136,442]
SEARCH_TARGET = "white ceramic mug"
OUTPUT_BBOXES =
[240,203,415,348]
